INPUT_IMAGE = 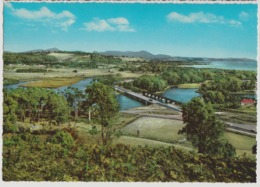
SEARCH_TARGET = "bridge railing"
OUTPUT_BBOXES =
[142,92,182,105]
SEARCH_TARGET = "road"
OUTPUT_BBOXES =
[224,122,256,136]
[226,128,256,137]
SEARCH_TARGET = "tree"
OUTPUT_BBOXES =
[3,90,18,133]
[179,97,236,157]
[133,75,167,93]
[64,87,85,126]
[45,93,71,126]
[85,82,119,145]
[228,77,242,92]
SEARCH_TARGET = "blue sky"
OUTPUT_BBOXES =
[3,2,257,59]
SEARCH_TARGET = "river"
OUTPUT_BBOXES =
[4,78,256,110]
[4,78,199,109]
[189,60,257,71]
[162,88,200,103]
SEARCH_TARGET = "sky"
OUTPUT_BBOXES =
[3,2,258,59]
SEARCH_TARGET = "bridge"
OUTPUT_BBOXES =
[142,92,182,105]
[114,86,181,112]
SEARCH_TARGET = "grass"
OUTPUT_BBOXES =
[121,117,187,144]
[224,131,256,157]
[127,105,180,115]
[217,106,257,125]
[224,106,256,114]
[21,77,84,88]
[4,65,147,82]
[218,112,256,125]
[177,83,200,89]
[75,113,139,145]
[114,136,193,151]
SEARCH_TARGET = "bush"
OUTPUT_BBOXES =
[63,127,79,140]
[48,130,75,148]
[3,135,23,146]
[16,68,48,73]
[3,122,18,134]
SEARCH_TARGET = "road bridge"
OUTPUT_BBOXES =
[142,92,182,105]
[114,86,181,112]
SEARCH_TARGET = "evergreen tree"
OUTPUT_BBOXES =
[179,97,236,157]
[85,82,119,145]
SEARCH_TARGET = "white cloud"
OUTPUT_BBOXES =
[117,25,136,32]
[83,17,135,32]
[5,3,76,31]
[108,17,129,25]
[167,11,241,27]
[84,18,114,32]
[239,11,249,21]
[229,20,242,27]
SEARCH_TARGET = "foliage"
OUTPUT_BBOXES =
[133,75,167,93]
[198,74,256,108]
[3,90,18,133]
[3,88,71,128]
[3,78,19,86]
[88,125,99,136]
[4,52,57,65]
[3,51,122,68]
[85,82,119,145]
[16,68,48,73]
[47,130,75,148]
[93,74,122,86]
[179,97,236,157]
[2,135,256,182]
[63,87,85,125]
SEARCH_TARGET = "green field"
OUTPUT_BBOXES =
[22,77,84,88]
[177,83,200,89]
[121,117,186,144]
[224,132,256,156]
[114,136,193,151]
[118,117,256,156]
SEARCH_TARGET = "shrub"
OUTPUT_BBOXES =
[48,130,75,148]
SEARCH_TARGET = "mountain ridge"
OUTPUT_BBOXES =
[4,48,256,61]
[97,50,173,60]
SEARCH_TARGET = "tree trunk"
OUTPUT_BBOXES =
[88,109,91,121]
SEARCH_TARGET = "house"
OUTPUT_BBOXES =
[240,98,256,106]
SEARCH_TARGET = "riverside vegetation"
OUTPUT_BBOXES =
[3,51,257,182]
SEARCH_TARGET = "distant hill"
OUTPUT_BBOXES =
[98,51,256,62]
[98,50,173,60]
[5,48,255,62]
[23,48,60,53]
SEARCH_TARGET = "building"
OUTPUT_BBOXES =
[240,98,256,106]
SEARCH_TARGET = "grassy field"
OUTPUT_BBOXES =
[114,136,193,151]
[22,77,84,88]
[177,83,200,89]
[218,112,256,125]
[217,105,257,125]
[126,104,180,115]
[118,116,255,157]
[224,132,256,157]
[121,117,187,144]
[4,65,148,82]
[75,113,139,145]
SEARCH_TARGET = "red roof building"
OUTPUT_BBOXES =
[241,98,256,106]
